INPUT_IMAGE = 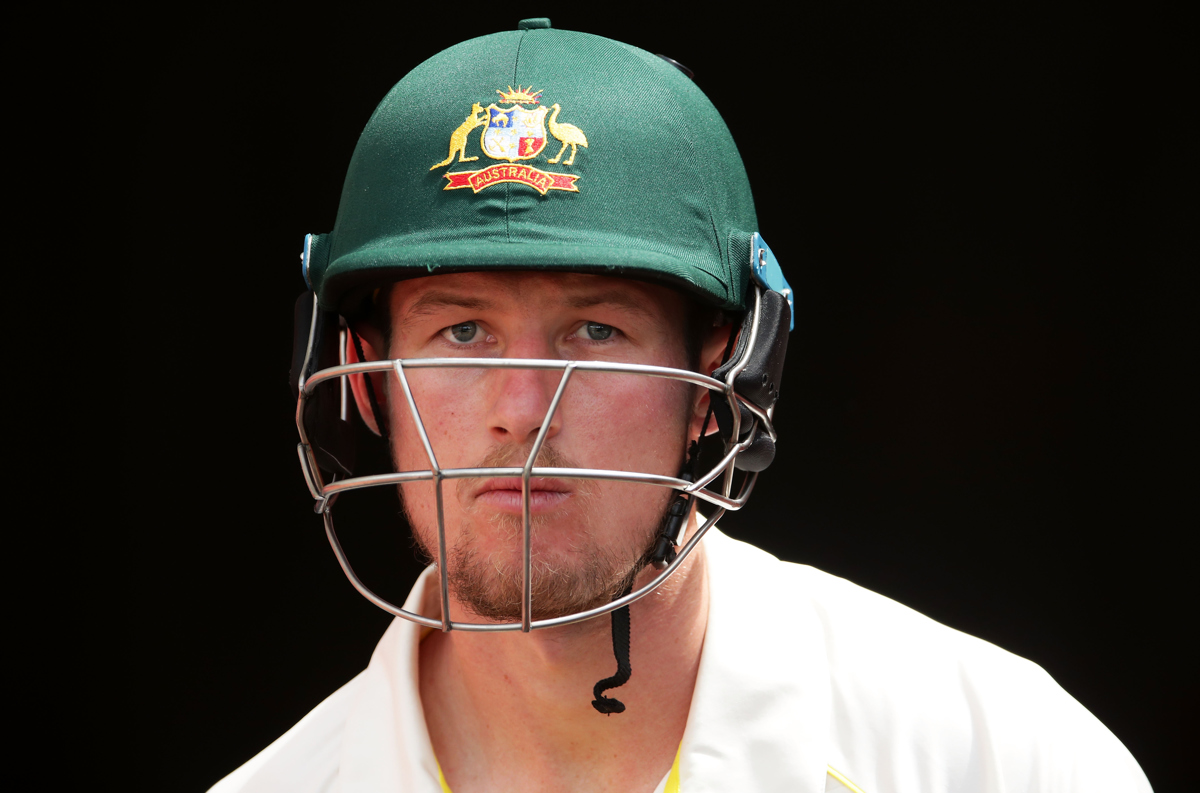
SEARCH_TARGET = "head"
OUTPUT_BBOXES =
[291,19,792,630]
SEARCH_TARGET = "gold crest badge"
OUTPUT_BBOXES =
[430,86,587,195]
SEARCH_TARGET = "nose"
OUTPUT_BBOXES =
[486,348,566,446]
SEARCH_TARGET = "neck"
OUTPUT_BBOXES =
[419,514,709,793]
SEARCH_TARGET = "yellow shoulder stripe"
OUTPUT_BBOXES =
[827,764,867,792]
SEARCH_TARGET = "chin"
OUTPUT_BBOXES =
[441,524,649,622]
[447,551,622,621]
[405,489,662,620]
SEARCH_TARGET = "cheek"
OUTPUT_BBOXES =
[569,380,683,542]
[384,383,447,531]
[387,369,485,462]
[566,374,691,475]
[386,370,495,536]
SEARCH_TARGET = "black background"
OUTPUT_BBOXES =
[127,6,1192,791]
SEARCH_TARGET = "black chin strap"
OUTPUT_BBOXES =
[591,579,635,714]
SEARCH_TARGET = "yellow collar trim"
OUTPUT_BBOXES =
[826,764,867,792]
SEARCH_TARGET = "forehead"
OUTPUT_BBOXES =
[385,270,690,323]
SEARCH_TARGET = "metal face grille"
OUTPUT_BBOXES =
[296,289,776,633]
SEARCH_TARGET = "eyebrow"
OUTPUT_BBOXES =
[398,291,496,332]
[565,290,656,321]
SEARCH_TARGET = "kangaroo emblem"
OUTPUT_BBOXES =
[546,104,588,166]
[430,103,487,170]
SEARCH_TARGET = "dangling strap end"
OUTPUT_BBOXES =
[590,584,633,715]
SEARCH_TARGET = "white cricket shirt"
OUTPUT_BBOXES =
[210,529,1151,792]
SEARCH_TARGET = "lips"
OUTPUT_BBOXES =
[472,477,572,515]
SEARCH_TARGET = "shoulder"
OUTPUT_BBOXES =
[705,531,1151,792]
[207,674,364,793]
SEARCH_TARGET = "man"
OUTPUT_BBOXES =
[213,19,1150,793]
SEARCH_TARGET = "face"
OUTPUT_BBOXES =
[358,271,710,621]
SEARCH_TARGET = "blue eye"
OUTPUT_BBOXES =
[583,322,614,340]
[447,321,480,343]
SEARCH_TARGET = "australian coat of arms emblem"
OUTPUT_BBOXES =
[430,86,587,195]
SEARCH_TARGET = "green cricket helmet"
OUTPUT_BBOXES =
[303,17,774,316]
[291,20,794,665]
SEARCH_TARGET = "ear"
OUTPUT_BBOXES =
[690,320,737,441]
[346,326,388,436]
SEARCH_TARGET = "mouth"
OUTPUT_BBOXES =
[472,477,573,515]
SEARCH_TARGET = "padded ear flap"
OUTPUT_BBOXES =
[291,292,357,476]
[709,289,790,472]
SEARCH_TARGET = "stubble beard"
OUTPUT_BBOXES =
[403,443,667,622]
